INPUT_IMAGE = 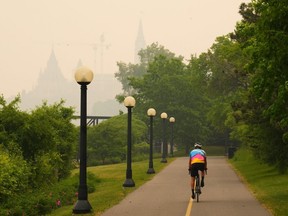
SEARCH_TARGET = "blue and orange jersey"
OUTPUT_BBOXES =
[189,149,206,164]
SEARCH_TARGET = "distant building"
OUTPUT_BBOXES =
[20,21,144,115]
[134,19,146,64]
[20,49,76,110]
[20,49,122,116]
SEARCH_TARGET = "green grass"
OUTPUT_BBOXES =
[229,148,288,216]
[49,158,175,216]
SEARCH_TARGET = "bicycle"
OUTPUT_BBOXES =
[193,169,207,202]
[194,173,201,202]
[189,167,207,202]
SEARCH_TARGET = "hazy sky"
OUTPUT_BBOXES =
[0,0,249,98]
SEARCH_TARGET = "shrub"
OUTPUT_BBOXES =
[133,142,149,155]
[0,147,30,202]
[87,114,147,165]
[0,172,99,215]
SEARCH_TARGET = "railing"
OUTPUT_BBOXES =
[73,115,111,126]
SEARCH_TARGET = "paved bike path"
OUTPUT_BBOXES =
[101,157,271,216]
[190,157,271,216]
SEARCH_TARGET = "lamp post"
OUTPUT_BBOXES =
[160,112,168,163]
[169,117,175,157]
[73,66,93,214]
[147,108,156,174]
[123,96,136,187]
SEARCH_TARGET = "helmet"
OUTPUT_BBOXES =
[194,142,202,148]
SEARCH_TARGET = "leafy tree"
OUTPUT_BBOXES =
[87,114,147,165]
[196,36,250,146]
[0,96,77,189]
[0,96,29,151]
[115,43,177,98]
[233,0,288,172]
[24,100,77,182]
[129,54,210,152]
[206,36,249,96]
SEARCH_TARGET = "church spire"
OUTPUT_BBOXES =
[134,19,146,64]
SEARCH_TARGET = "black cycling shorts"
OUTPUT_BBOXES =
[190,163,205,177]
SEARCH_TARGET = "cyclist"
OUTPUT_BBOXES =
[188,142,207,199]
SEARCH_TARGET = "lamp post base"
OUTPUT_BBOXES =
[161,158,167,163]
[147,168,155,174]
[123,178,135,187]
[73,200,92,214]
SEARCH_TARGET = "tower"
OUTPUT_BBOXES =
[134,19,146,64]
[38,49,66,88]
[20,49,75,110]
[92,34,110,74]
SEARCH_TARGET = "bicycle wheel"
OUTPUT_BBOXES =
[196,176,200,202]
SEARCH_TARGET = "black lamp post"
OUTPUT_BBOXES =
[160,112,168,163]
[169,117,175,157]
[73,66,93,214]
[147,108,156,174]
[123,96,136,187]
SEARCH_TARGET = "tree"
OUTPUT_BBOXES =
[115,43,178,98]
[0,96,80,214]
[0,96,77,188]
[24,100,77,182]
[196,36,250,146]
[0,96,29,152]
[129,54,210,152]
[206,36,249,96]
[233,0,288,172]
[87,114,148,165]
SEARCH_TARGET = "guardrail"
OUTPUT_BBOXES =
[73,115,111,126]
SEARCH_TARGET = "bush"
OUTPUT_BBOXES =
[0,172,99,215]
[87,114,147,166]
[0,148,30,202]
[133,142,149,155]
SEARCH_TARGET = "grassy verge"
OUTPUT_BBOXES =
[49,158,175,216]
[229,148,288,216]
